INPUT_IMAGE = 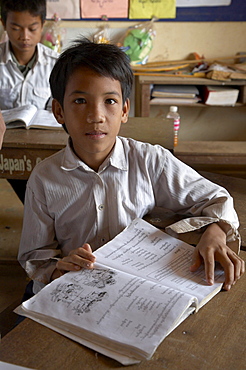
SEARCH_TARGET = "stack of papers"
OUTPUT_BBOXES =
[151,85,200,104]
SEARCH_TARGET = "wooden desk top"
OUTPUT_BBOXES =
[2,128,68,149]
[175,141,246,164]
[0,118,173,179]
[0,251,245,370]
[2,116,173,150]
[174,141,246,179]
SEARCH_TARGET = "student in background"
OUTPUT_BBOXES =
[0,0,59,202]
[18,38,244,298]
[0,111,6,149]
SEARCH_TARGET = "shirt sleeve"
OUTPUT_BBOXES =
[18,182,61,285]
[154,149,240,253]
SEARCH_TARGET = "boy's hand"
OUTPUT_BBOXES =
[51,243,96,280]
[190,223,245,291]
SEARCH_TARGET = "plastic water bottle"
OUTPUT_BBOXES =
[166,106,180,147]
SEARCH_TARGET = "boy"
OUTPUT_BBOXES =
[0,0,58,110]
[18,38,244,296]
[0,0,59,202]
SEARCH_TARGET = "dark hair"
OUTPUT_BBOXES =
[49,38,133,108]
[0,0,46,25]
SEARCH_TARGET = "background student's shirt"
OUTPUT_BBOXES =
[0,41,59,110]
[11,48,36,78]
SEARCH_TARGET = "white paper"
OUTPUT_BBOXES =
[29,109,62,129]
[23,264,197,361]
[0,361,34,370]
[2,105,37,126]
[95,219,224,306]
[46,0,81,19]
[177,0,231,7]
[2,104,62,129]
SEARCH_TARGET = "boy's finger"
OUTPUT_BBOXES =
[70,245,96,262]
[202,250,215,286]
[227,250,245,281]
[190,249,203,272]
[70,253,95,268]
[220,261,234,291]
[56,260,81,272]
[82,243,93,253]
[60,253,95,270]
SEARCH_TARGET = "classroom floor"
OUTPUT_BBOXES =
[0,178,27,338]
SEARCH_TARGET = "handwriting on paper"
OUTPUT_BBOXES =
[129,0,176,19]
[81,0,128,18]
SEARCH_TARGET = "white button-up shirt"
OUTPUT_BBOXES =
[0,41,58,110]
[18,137,240,293]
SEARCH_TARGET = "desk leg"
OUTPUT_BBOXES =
[135,77,151,117]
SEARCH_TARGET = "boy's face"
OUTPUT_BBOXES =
[53,66,130,171]
[3,11,43,62]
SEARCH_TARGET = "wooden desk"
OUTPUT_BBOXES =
[0,251,245,369]
[175,141,246,178]
[0,117,173,180]
[0,129,68,180]
[1,128,245,181]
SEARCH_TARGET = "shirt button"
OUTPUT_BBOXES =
[98,204,104,211]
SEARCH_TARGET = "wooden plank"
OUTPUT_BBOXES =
[120,117,173,149]
[137,75,246,86]
[2,129,68,149]
[175,141,246,177]
[175,141,246,157]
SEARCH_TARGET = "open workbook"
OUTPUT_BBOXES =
[15,218,224,365]
[2,104,62,130]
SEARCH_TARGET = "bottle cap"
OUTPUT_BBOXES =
[170,106,178,112]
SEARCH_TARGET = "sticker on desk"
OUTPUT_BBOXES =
[0,154,33,175]
[0,150,45,178]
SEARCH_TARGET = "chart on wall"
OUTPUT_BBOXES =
[80,0,128,18]
[45,0,246,21]
[177,0,231,5]
[46,0,81,19]
[129,0,176,19]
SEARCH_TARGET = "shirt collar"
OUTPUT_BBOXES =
[61,136,128,173]
[11,48,36,76]
[5,41,37,68]
[109,136,128,171]
[36,43,47,65]
[4,41,13,63]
